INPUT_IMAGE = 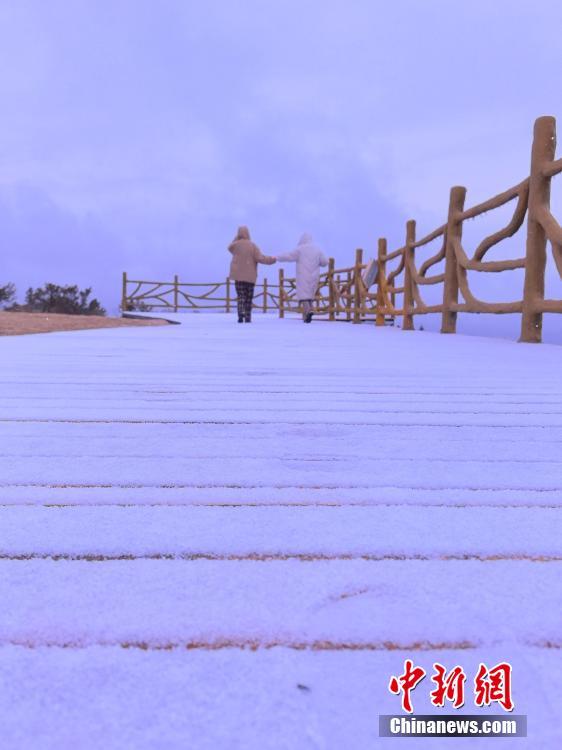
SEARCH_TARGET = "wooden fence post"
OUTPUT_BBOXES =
[173,275,179,312]
[376,239,386,326]
[520,116,556,343]
[328,258,335,321]
[279,268,285,318]
[226,277,231,313]
[121,271,128,312]
[353,248,363,323]
[403,221,416,330]
[441,186,466,334]
[263,278,268,313]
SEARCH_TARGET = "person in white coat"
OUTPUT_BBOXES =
[276,233,329,322]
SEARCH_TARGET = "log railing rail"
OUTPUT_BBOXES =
[122,116,562,342]
[276,249,386,324]
[122,277,282,314]
[376,115,562,343]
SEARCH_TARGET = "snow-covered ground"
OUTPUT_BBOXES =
[1,313,561,749]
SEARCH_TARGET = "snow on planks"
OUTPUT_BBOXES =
[1,314,561,748]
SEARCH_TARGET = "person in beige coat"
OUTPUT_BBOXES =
[228,226,275,322]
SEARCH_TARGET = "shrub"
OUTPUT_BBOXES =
[0,283,16,309]
[23,284,106,316]
[125,300,153,312]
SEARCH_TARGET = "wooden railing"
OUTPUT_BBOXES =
[375,115,562,343]
[277,252,384,323]
[122,276,282,314]
[122,259,382,321]
[122,115,562,342]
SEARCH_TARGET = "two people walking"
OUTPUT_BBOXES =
[228,226,328,323]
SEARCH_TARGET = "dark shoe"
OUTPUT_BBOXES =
[306,312,313,323]
[238,316,244,323]
[244,317,251,323]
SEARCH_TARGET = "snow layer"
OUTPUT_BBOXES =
[1,558,561,647]
[1,646,559,750]
[1,313,561,748]
[3,505,562,558]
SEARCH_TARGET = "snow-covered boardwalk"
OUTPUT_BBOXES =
[1,314,561,748]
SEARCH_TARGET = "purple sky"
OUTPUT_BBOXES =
[1,1,561,337]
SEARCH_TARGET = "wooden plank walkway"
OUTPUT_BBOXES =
[1,314,561,748]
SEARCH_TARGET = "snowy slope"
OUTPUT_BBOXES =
[1,313,561,749]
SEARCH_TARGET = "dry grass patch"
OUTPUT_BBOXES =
[0,312,169,336]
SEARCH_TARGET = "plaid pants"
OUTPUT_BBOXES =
[235,281,255,321]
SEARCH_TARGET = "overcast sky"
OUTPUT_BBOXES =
[0,0,561,337]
